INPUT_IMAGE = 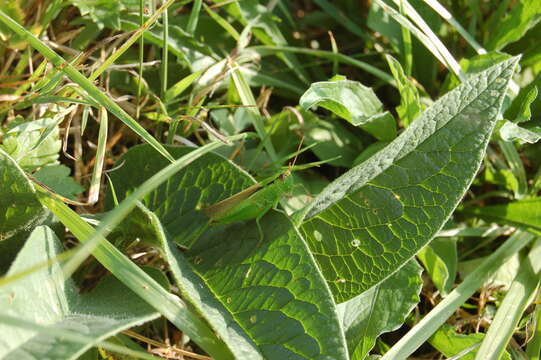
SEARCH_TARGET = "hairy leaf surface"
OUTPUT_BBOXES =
[0,226,159,359]
[299,57,519,302]
[0,149,47,241]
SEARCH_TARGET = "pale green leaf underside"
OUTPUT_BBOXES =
[0,226,159,360]
[300,57,519,302]
[0,149,48,241]
[299,80,384,127]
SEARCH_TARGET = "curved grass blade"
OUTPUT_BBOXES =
[248,45,395,85]
[1,147,235,358]
[381,230,535,359]
[0,9,174,162]
[475,239,541,360]
[59,133,252,278]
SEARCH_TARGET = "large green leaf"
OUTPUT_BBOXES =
[128,202,348,359]
[107,145,348,359]
[0,149,48,241]
[337,259,422,360]
[106,144,255,248]
[0,225,159,359]
[298,57,519,303]
[186,211,347,360]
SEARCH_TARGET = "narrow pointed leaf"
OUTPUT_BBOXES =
[299,57,519,302]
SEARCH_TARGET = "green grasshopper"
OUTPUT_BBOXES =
[201,140,313,240]
[203,169,295,225]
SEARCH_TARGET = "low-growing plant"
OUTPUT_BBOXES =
[1,1,541,359]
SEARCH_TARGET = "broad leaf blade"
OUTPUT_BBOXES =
[108,152,349,359]
[337,259,423,360]
[116,203,261,359]
[299,57,519,303]
[0,149,48,241]
[187,211,348,360]
[106,144,255,248]
[299,80,396,141]
[0,226,159,359]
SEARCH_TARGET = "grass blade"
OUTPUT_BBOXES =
[59,133,252,278]
[187,0,203,35]
[89,0,175,82]
[203,3,240,41]
[381,231,535,359]
[228,60,277,161]
[526,292,541,359]
[248,45,395,85]
[160,5,168,102]
[88,107,108,205]
[0,314,161,360]
[0,9,174,162]
[35,192,234,359]
[475,239,541,360]
[373,0,463,80]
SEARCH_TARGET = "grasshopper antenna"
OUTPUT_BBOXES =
[286,135,304,177]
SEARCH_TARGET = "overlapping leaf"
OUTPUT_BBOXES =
[0,149,48,241]
[0,226,159,359]
[108,147,348,359]
[337,259,422,360]
[106,144,255,248]
[299,57,519,302]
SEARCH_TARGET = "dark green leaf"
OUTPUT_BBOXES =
[337,259,422,360]
[106,144,255,248]
[298,57,519,303]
